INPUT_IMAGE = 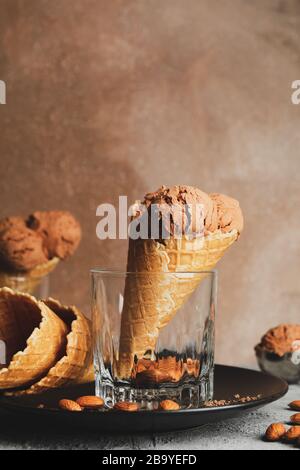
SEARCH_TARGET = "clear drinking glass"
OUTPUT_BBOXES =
[91,269,217,409]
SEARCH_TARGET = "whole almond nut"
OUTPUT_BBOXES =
[159,399,180,411]
[289,401,300,411]
[59,399,82,412]
[283,426,300,442]
[264,423,286,442]
[290,413,300,425]
[76,396,104,409]
[114,401,139,412]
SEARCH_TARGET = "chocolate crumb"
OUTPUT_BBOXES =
[204,394,262,407]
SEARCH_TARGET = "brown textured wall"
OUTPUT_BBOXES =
[0,0,299,366]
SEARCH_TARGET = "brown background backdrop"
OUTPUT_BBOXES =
[0,0,299,367]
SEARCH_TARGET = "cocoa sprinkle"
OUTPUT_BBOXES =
[204,394,262,407]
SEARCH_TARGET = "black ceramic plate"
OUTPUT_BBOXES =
[0,365,288,433]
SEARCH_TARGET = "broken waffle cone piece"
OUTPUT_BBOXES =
[157,356,184,381]
[0,287,68,389]
[118,230,238,378]
[184,358,200,377]
[133,356,198,385]
[75,361,95,384]
[0,257,60,295]
[135,368,174,387]
[10,297,93,395]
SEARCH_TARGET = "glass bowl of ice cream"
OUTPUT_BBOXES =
[0,211,81,296]
[255,324,300,384]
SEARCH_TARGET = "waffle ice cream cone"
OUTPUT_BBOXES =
[0,287,68,389]
[118,229,238,378]
[10,298,93,395]
[76,362,95,384]
[0,257,60,295]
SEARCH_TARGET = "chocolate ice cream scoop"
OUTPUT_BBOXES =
[256,324,300,357]
[210,193,244,235]
[27,211,81,260]
[0,226,48,272]
[0,216,26,234]
[141,185,215,236]
[141,186,243,237]
[255,324,300,384]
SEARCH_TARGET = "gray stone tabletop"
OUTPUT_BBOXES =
[0,385,299,450]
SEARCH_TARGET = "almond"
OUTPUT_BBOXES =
[283,426,300,442]
[289,401,300,411]
[114,401,139,412]
[264,423,286,442]
[59,399,82,412]
[290,413,300,425]
[159,399,180,411]
[76,396,104,410]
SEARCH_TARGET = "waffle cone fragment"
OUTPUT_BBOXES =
[0,288,68,389]
[118,230,238,378]
[0,257,59,295]
[10,298,93,395]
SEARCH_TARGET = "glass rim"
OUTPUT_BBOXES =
[90,267,217,276]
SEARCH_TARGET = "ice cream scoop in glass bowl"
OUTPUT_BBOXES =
[0,211,81,296]
[255,324,300,384]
